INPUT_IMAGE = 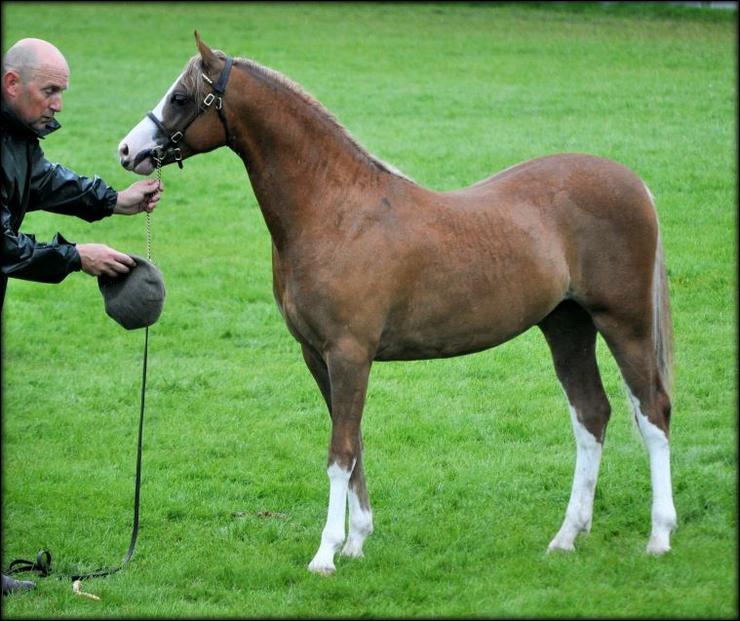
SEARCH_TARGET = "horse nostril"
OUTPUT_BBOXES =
[120,143,129,157]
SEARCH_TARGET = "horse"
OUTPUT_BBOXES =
[118,32,677,575]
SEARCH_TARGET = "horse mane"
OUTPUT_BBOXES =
[181,52,411,181]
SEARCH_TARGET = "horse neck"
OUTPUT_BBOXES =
[226,62,395,248]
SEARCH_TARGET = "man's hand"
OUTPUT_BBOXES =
[77,243,135,277]
[113,179,163,215]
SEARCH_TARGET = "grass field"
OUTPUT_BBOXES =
[2,1,736,618]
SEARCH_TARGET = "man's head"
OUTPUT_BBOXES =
[2,38,69,131]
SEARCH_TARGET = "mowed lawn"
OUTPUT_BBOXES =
[2,2,736,618]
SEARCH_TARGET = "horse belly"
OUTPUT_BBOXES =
[375,263,566,361]
[375,323,523,361]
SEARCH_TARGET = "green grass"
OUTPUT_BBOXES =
[2,1,736,618]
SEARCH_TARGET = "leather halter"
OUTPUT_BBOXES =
[147,56,234,168]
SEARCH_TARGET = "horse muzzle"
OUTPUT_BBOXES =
[120,146,182,175]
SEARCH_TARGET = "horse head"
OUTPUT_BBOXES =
[118,32,232,175]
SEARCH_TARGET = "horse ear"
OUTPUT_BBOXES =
[194,30,219,70]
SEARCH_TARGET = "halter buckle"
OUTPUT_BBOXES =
[171,131,183,144]
[203,93,215,107]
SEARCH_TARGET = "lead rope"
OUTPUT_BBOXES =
[5,163,162,586]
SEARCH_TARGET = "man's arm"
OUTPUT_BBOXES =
[4,145,161,282]
[2,176,139,282]
[28,145,118,221]
[28,143,162,219]
[1,219,81,283]
[2,220,136,282]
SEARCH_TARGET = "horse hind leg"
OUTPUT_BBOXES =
[539,301,611,552]
[592,309,676,555]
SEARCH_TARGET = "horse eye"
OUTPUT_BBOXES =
[170,93,189,106]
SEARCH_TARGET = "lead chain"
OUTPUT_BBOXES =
[145,211,152,263]
[148,156,163,263]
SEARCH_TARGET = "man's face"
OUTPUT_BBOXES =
[6,61,69,131]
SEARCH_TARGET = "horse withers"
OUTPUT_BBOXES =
[118,32,676,574]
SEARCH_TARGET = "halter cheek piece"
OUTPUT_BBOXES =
[147,56,234,169]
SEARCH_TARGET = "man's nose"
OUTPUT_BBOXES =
[50,94,63,112]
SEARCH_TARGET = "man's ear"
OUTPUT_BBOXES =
[194,30,219,72]
[2,69,23,98]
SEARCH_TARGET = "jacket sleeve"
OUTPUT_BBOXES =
[1,216,81,283]
[1,149,83,283]
[29,142,118,222]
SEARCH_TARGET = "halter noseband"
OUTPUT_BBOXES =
[147,56,234,169]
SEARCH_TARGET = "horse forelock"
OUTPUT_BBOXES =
[180,50,228,102]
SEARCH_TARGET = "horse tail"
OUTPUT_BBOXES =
[652,213,674,401]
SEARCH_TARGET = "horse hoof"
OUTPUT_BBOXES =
[646,537,671,555]
[547,540,576,553]
[308,560,336,576]
[340,540,365,558]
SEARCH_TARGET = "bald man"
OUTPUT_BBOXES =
[1,39,162,595]
[1,37,163,310]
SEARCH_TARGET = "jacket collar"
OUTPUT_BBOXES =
[1,100,61,139]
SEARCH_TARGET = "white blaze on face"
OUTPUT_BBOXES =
[118,71,184,175]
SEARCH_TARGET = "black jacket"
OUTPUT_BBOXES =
[1,101,117,305]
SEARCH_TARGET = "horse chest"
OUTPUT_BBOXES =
[273,270,334,350]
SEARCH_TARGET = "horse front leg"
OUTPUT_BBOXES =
[341,443,373,558]
[308,343,372,575]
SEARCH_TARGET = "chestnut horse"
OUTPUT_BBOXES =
[119,33,676,574]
